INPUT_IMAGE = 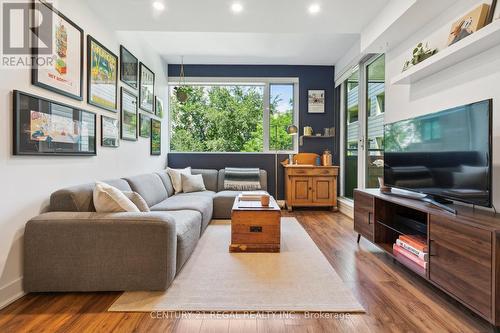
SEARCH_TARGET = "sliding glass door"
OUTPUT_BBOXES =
[341,54,385,199]
[365,55,385,188]
[343,70,359,199]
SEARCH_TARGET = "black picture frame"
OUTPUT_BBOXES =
[31,0,84,101]
[101,115,120,147]
[120,87,138,141]
[150,119,161,155]
[487,0,497,24]
[120,45,138,89]
[13,90,96,156]
[87,35,118,112]
[139,62,155,113]
[139,114,151,138]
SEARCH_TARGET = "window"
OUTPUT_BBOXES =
[169,78,298,153]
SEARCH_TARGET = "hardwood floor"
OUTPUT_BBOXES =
[0,211,495,332]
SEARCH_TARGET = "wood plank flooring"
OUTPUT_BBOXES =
[0,210,495,332]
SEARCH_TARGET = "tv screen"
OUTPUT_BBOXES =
[384,100,492,207]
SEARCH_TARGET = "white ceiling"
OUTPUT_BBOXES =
[86,0,391,65]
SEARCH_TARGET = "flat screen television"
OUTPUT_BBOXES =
[384,99,492,207]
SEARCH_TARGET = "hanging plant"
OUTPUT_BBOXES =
[175,56,188,103]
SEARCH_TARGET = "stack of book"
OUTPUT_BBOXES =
[392,234,428,274]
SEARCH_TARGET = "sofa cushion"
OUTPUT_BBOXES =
[174,191,216,199]
[156,172,174,197]
[167,167,192,194]
[162,210,202,273]
[50,179,132,212]
[191,169,218,192]
[123,173,168,207]
[93,182,140,213]
[213,191,240,219]
[151,195,213,235]
[182,174,206,193]
[123,191,150,212]
[217,169,267,192]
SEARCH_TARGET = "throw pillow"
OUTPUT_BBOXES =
[181,174,206,193]
[93,181,140,213]
[122,191,150,212]
[166,167,191,194]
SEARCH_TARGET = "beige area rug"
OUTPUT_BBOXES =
[109,217,364,313]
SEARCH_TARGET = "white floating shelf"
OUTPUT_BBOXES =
[391,19,500,85]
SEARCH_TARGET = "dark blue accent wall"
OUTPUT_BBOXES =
[167,65,339,199]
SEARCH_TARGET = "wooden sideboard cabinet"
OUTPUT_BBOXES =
[283,165,338,211]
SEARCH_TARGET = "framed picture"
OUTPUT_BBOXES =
[139,62,155,113]
[487,0,497,23]
[308,90,325,113]
[151,119,161,155]
[87,35,118,112]
[139,114,151,138]
[101,115,119,147]
[120,46,138,89]
[120,88,138,141]
[13,90,96,156]
[155,96,164,118]
[448,4,490,46]
[32,0,84,101]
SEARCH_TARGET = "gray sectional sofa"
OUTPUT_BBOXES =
[24,168,267,293]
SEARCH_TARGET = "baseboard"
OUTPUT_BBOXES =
[338,198,354,219]
[0,277,25,310]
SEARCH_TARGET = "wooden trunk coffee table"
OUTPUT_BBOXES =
[229,196,281,253]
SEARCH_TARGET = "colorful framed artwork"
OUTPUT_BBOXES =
[308,90,325,113]
[31,0,84,101]
[120,45,138,89]
[87,35,118,112]
[101,115,119,147]
[447,4,490,46]
[13,90,96,156]
[120,88,138,141]
[155,96,164,118]
[151,119,161,155]
[139,114,151,138]
[139,62,155,113]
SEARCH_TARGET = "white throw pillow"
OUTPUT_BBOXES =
[166,167,191,194]
[93,181,140,213]
[181,174,206,193]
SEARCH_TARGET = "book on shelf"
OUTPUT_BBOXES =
[399,234,428,252]
[396,239,428,261]
[393,244,428,269]
[393,249,426,276]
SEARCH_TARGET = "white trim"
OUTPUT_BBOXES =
[0,277,24,310]
[339,82,346,197]
[338,197,354,219]
[168,77,300,85]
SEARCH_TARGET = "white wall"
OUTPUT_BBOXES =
[385,0,500,208]
[0,0,169,308]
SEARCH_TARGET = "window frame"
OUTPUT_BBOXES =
[167,76,300,154]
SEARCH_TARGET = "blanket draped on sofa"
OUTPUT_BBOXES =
[223,167,261,191]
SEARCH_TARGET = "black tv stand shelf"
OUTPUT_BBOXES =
[354,188,500,328]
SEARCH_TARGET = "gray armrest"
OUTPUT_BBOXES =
[24,211,177,292]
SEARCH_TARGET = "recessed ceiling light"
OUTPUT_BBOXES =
[308,3,321,15]
[231,2,244,14]
[152,1,165,11]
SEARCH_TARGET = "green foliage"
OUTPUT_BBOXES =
[170,85,294,152]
